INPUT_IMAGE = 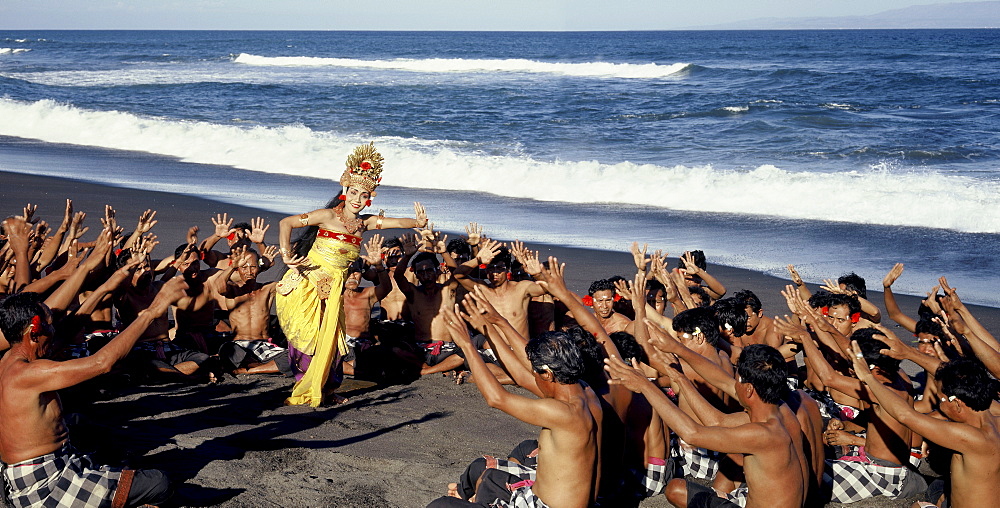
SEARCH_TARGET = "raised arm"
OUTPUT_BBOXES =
[460,290,541,395]
[848,341,983,454]
[882,263,917,332]
[681,251,726,299]
[645,321,738,399]
[442,304,575,428]
[363,201,429,230]
[20,277,188,394]
[3,217,34,292]
[940,277,998,351]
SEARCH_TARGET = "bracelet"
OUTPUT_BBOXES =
[280,248,289,256]
[298,213,309,226]
[376,209,385,230]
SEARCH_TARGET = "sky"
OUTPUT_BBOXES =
[0,0,987,30]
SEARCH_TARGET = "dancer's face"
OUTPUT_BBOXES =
[345,186,370,214]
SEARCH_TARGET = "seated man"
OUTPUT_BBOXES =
[856,332,1000,508]
[341,237,392,376]
[606,343,807,508]
[216,249,290,376]
[427,304,602,508]
[586,278,634,334]
[0,282,186,507]
[114,250,213,382]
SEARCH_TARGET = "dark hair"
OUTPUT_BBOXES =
[688,285,711,308]
[735,289,762,314]
[736,344,790,405]
[0,292,46,344]
[526,331,586,385]
[491,247,512,269]
[564,325,606,389]
[808,291,861,316]
[851,328,901,373]
[384,237,402,250]
[411,252,439,269]
[293,195,343,257]
[347,259,365,274]
[115,249,134,269]
[588,278,616,296]
[838,272,868,299]
[609,331,648,365]
[446,238,473,258]
[233,222,252,233]
[672,307,722,347]
[687,250,707,270]
[936,358,998,411]
[645,278,665,293]
[914,319,945,341]
[712,297,748,338]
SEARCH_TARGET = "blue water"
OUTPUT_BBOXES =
[1,30,999,304]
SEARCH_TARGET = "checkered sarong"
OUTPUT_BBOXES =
[630,457,672,498]
[233,339,285,363]
[823,451,909,503]
[673,438,720,480]
[2,443,123,508]
[482,456,547,508]
[726,486,748,507]
[805,389,860,421]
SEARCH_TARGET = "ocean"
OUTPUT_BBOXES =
[1,30,999,305]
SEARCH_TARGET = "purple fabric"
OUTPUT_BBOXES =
[288,344,311,382]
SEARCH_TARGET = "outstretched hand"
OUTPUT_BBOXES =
[413,202,428,229]
[786,264,804,286]
[604,355,653,394]
[249,217,270,244]
[882,263,904,288]
[465,222,483,246]
[363,234,386,265]
[630,241,651,272]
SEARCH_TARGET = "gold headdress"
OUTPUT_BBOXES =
[340,142,384,197]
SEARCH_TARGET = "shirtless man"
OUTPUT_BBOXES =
[587,278,634,335]
[378,237,410,322]
[115,250,211,381]
[454,242,545,341]
[853,340,1000,508]
[341,236,392,376]
[216,249,289,376]
[428,304,601,508]
[606,343,806,508]
[171,243,236,355]
[395,235,466,376]
[0,281,187,507]
[795,322,927,503]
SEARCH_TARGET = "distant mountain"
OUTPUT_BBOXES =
[692,1,1000,29]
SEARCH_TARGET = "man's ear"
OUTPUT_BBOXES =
[742,381,756,401]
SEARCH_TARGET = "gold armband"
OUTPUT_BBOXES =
[298,213,309,226]
[375,209,385,230]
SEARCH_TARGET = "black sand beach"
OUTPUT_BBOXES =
[3,151,998,507]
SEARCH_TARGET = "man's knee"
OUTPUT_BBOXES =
[126,468,172,507]
[665,478,688,507]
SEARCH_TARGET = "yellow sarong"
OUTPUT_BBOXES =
[275,230,361,407]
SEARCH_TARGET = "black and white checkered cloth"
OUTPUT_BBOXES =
[233,339,285,362]
[631,457,672,498]
[725,485,748,507]
[673,438,720,480]
[823,456,909,504]
[481,456,547,508]
[1,442,123,508]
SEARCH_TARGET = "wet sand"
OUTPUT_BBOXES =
[3,166,996,507]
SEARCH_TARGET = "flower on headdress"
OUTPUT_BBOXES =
[361,161,372,170]
[582,295,594,306]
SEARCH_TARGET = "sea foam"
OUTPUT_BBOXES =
[233,53,690,79]
[0,48,31,55]
[1,98,998,233]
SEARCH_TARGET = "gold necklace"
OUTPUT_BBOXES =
[336,203,364,235]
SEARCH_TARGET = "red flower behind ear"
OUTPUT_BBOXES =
[338,195,346,201]
[365,199,372,207]
[31,315,41,334]
[479,264,487,270]
[114,248,123,256]
[507,273,512,280]
[821,306,830,316]
[613,294,621,302]
[851,312,861,323]
[582,295,594,307]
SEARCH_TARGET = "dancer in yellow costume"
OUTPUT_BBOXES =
[276,143,428,406]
